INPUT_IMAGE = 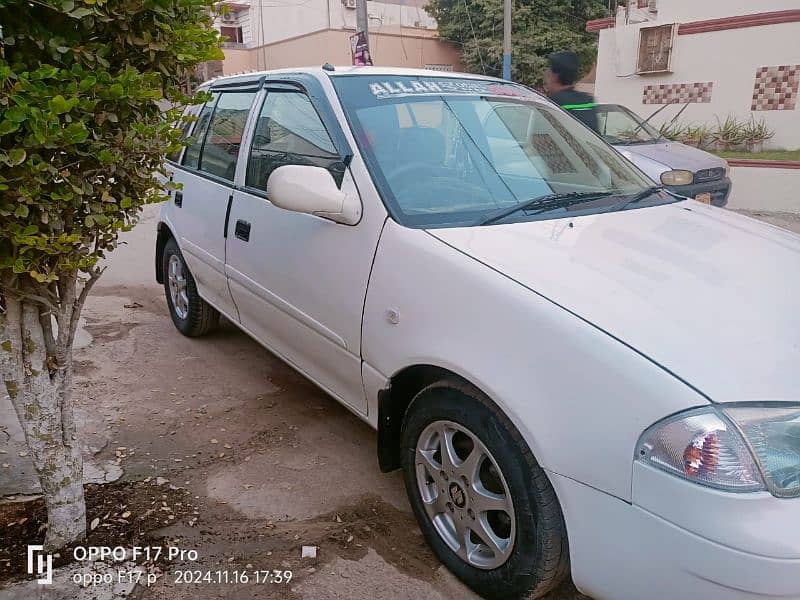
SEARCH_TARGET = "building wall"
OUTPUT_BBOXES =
[658,0,799,23]
[221,28,462,75]
[594,2,800,149]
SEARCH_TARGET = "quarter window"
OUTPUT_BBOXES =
[182,93,218,170]
[200,91,256,181]
[245,90,342,191]
[168,104,201,163]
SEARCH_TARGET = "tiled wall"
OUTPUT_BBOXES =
[642,82,714,104]
[752,65,799,111]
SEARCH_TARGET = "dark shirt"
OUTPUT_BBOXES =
[549,88,599,134]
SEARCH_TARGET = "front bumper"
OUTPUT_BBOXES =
[667,177,732,207]
[550,465,800,599]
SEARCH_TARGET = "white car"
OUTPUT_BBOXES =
[157,67,800,600]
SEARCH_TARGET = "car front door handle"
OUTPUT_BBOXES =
[174,191,183,207]
[235,220,251,242]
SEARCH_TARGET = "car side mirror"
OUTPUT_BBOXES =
[266,165,361,225]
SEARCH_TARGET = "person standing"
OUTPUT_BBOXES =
[544,51,599,133]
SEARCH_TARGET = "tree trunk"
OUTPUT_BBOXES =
[1,272,96,550]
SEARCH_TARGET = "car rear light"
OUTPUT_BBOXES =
[636,407,764,492]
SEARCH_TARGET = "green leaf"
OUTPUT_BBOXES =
[0,120,21,135]
[7,149,26,165]
[49,95,71,114]
[5,106,27,123]
[63,122,89,143]
[14,204,29,218]
[68,7,93,18]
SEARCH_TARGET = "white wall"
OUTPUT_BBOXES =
[595,19,800,149]
[247,0,330,49]
[329,0,436,33]
[658,0,800,23]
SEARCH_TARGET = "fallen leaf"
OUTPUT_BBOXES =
[90,518,100,530]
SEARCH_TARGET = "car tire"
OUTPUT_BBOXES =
[401,379,569,599]
[162,237,219,337]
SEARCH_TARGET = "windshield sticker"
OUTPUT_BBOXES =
[368,80,536,100]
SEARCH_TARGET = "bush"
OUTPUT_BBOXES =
[0,0,221,549]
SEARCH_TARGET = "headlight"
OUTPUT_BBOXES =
[636,404,800,497]
[660,170,694,186]
[724,404,800,497]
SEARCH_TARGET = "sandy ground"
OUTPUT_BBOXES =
[2,205,798,600]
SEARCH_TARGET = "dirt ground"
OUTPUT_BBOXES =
[1,206,798,600]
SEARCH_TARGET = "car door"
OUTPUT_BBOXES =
[169,89,256,317]
[225,81,386,415]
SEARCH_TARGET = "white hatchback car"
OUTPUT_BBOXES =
[157,67,800,600]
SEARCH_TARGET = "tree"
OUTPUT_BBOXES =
[426,0,609,88]
[0,0,221,550]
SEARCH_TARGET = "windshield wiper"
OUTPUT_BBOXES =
[608,185,665,212]
[476,191,613,226]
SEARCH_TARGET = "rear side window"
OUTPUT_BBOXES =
[182,92,218,169]
[168,104,201,163]
[245,90,341,191]
[200,91,256,181]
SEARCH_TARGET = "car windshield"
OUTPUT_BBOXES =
[596,104,663,145]
[332,75,664,227]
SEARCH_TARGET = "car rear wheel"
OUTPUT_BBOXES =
[401,380,569,599]
[162,237,219,337]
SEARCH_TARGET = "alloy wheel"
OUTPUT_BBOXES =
[167,254,189,320]
[415,420,516,569]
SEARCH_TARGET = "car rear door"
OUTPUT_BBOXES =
[224,78,386,415]
[168,88,256,318]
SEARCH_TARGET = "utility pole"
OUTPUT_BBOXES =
[502,0,511,80]
[357,0,369,51]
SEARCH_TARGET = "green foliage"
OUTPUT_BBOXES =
[426,0,608,87]
[742,116,774,144]
[657,120,686,142]
[0,0,222,284]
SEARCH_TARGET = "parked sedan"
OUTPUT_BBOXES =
[596,103,732,206]
[157,67,799,600]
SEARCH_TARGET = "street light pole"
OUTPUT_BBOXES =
[502,0,511,80]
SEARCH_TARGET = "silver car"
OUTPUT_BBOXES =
[597,103,732,206]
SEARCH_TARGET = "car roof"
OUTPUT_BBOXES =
[199,65,509,89]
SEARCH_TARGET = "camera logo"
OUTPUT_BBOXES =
[27,545,53,585]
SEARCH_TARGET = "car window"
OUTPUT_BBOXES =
[597,105,661,144]
[199,91,256,181]
[245,90,341,191]
[168,104,201,163]
[182,92,218,169]
[333,75,657,227]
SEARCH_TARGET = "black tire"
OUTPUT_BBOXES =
[401,379,569,599]
[162,237,219,337]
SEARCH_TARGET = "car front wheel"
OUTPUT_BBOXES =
[401,380,569,599]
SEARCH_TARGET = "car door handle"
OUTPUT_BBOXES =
[174,191,183,207]
[235,220,251,242]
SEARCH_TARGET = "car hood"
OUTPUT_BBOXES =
[618,140,727,172]
[428,202,800,401]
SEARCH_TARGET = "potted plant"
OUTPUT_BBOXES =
[712,115,746,151]
[742,117,774,154]
[658,121,685,142]
[682,124,711,148]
